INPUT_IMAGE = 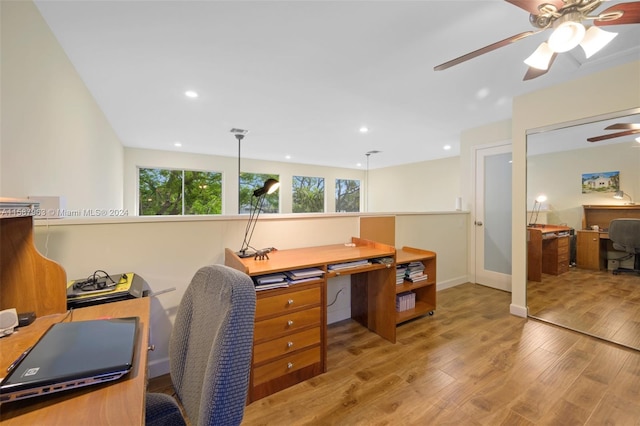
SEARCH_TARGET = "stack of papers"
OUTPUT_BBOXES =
[284,268,325,284]
[328,259,370,270]
[254,273,289,291]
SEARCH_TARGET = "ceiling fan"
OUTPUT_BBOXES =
[587,122,640,142]
[434,0,640,80]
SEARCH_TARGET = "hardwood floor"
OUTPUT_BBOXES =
[528,267,640,350]
[150,283,640,425]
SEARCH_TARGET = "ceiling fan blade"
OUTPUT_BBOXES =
[504,0,565,15]
[434,31,537,71]
[595,2,640,26]
[587,129,640,142]
[605,123,640,130]
[523,52,558,81]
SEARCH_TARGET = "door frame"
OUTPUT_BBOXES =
[471,140,513,290]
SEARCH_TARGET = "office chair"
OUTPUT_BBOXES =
[609,218,640,276]
[146,265,256,426]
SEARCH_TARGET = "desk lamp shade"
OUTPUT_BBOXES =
[238,179,280,258]
[614,190,635,205]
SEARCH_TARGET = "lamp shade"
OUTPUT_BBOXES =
[580,26,617,58]
[253,179,280,197]
[524,42,554,70]
[548,20,585,53]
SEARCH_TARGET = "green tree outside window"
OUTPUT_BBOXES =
[139,168,222,215]
[335,179,360,212]
[293,176,325,213]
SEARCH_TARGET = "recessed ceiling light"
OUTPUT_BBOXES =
[359,126,369,134]
[443,145,451,150]
[285,155,291,160]
[636,136,640,143]
[356,162,362,167]
[174,142,182,147]
[184,90,198,98]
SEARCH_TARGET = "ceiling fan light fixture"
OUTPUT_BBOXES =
[580,26,618,58]
[524,42,555,70]
[548,17,586,53]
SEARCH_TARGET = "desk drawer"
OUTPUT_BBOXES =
[557,236,569,249]
[253,346,321,386]
[253,327,320,365]
[254,307,321,339]
[256,287,321,319]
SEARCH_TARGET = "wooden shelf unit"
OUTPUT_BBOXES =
[225,238,437,402]
[395,246,436,324]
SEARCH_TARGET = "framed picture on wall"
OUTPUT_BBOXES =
[581,171,619,194]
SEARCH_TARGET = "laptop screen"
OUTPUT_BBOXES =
[0,317,138,404]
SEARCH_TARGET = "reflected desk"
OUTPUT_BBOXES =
[527,225,572,282]
[0,297,150,425]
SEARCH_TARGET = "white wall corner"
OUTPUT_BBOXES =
[509,303,528,318]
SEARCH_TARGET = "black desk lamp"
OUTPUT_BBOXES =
[237,178,280,258]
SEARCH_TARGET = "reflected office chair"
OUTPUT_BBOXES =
[146,265,256,426]
[609,218,640,276]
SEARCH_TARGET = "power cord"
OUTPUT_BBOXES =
[327,288,343,307]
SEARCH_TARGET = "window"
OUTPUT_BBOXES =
[139,168,222,215]
[292,176,325,213]
[335,179,360,212]
[240,172,280,214]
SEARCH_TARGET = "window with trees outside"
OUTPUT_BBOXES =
[335,179,360,212]
[292,176,325,213]
[139,168,222,215]
[240,172,280,214]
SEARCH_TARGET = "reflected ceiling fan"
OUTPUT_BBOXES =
[434,0,640,80]
[587,122,640,142]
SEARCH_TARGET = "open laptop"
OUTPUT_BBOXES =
[0,317,138,404]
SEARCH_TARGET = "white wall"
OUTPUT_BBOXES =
[33,212,468,377]
[369,156,461,212]
[528,142,640,230]
[0,1,124,211]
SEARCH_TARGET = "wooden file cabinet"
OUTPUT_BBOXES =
[576,230,604,270]
[250,281,324,402]
[542,234,570,275]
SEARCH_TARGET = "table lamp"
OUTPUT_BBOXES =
[528,194,547,227]
[613,190,635,205]
[237,179,280,258]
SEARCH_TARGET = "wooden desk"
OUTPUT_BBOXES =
[225,237,436,401]
[527,225,572,282]
[0,297,150,425]
[577,204,640,270]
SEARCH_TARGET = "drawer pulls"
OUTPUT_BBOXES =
[287,320,294,326]
[287,299,294,305]
[287,362,294,369]
[287,341,294,348]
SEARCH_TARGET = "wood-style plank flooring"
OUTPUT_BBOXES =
[528,267,640,350]
[150,283,640,425]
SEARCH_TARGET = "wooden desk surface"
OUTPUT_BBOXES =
[226,237,396,276]
[527,224,572,235]
[0,297,150,425]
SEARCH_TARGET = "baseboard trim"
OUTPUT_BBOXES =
[436,276,468,291]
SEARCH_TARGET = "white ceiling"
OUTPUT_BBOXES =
[34,0,640,169]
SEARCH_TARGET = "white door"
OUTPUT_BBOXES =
[474,143,512,291]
